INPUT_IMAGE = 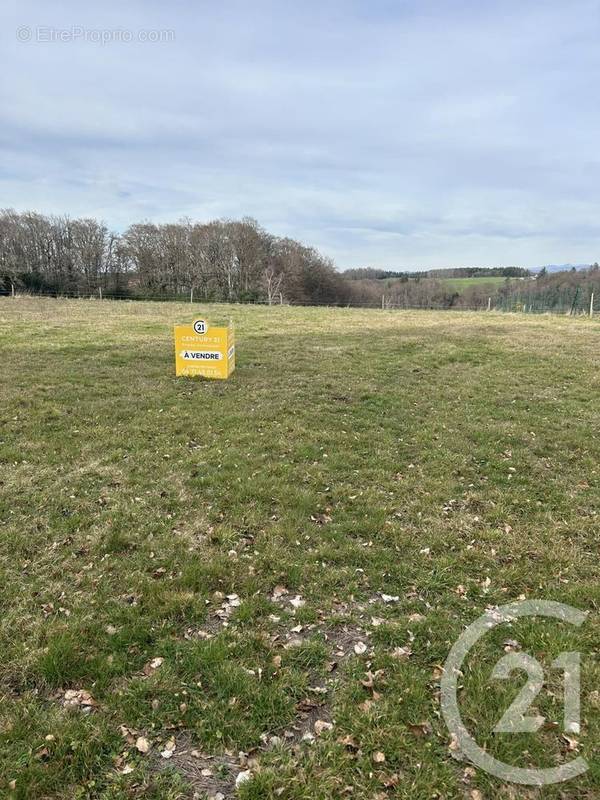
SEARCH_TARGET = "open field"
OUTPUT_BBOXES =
[439,277,508,291]
[1,297,600,799]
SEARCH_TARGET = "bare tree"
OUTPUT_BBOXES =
[0,209,356,306]
[263,263,284,304]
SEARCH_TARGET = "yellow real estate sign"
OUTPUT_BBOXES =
[174,318,235,379]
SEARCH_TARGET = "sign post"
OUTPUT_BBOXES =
[174,317,235,380]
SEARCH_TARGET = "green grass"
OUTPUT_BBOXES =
[1,297,600,799]
[441,276,508,291]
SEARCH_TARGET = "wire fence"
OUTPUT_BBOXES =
[3,286,599,317]
[494,286,599,315]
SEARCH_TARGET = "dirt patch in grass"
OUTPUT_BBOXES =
[279,697,333,745]
[152,734,241,799]
[320,622,370,661]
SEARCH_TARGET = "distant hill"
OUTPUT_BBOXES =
[532,264,590,273]
[343,266,530,280]
[345,264,595,280]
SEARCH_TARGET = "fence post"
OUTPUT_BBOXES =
[590,292,594,318]
[487,296,491,311]
[279,292,283,304]
[11,282,15,298]
[570,286,580,316]
[190,287,193,304]
[99,287,102,300]
[381,295,385,310]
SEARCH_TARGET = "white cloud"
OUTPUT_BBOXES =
[2,0,600,268]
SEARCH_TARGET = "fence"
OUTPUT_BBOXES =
[494,286,598,316]
[2,285,599,317]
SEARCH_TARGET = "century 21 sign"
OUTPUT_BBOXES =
[174,317,235,379]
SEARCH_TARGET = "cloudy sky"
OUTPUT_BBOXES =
[2,0,600,269]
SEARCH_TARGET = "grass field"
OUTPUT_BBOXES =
[440,277,508,291]
[1,297,600,800]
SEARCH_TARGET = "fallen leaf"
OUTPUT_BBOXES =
[391,646,412,659]
[562,734,580,751]
[135,736,150,754]
[236,769,252,786]
[361,669,384,689]
[314,719,334,735]
[448,732,462,757]
[408,721,432,737]
[63,689,96,710]
[310,513,332,525]
[339,734,359,751]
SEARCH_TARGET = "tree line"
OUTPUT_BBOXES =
[344,265,531,281]
[495,264,599,313]
[0,210,353,305]
[1,208,596,311]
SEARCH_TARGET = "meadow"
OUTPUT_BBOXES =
[439,276,508,291]
[1,297,599,799]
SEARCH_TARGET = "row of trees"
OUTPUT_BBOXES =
[344,267,600,311]
[0,210,352,305]
[426,266,530,279]
[495,265,600,313]
[350,278,498,309]
[345,266,531,281]
[1,208,596,311]
[0,209,125,295]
